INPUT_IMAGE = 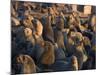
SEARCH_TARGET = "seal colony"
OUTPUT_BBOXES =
[11,1,96,74]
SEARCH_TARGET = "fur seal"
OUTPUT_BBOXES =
[42,15,54,44]
[41,41,55,65]
[24,27,35,46]
[16,54,36,74]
